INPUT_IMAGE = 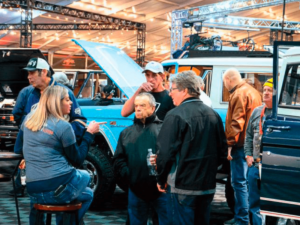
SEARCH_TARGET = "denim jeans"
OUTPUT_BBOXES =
[128,189,168,225]
[248,166,262,225]
[28,170,93,225]
[167,191,214,225]
[231,147,249,225]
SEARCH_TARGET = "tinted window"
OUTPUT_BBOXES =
[279,64,300,107]
[222,72,272,102]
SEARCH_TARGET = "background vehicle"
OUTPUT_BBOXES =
[261,41,300,225]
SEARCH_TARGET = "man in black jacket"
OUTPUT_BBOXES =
[156,70,227,225]
[113,92,168,225]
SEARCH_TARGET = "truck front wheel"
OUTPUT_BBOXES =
[82,146,116,207]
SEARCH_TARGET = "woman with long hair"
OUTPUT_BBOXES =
[14,85,101,225]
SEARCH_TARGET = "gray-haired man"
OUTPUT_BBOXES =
[113,93,168,225]
[155,71,227,225]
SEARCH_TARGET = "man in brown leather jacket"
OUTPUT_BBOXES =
[223,68,262,225]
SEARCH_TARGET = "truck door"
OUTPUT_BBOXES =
[260,63,300,220]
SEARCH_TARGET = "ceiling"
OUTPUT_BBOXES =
[0,0,299,65]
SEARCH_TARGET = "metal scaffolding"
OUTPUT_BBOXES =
[170,0,300,54]
[136,27,146,66]
[0,23,141,31]
[0,0,146,65]
[19,0,32,48]
[187,0,299,22]
[203,16,300,30]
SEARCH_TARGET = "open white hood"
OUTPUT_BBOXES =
[72,39,146,98]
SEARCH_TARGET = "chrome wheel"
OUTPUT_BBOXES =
[82,159,99,192]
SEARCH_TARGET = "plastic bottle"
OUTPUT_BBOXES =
[20,168,26,186]
[147,149,157,176]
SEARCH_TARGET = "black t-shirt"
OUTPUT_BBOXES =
[150,90,175,121]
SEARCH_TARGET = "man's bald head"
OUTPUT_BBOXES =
[223,68,242,91]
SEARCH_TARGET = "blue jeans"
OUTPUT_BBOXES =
[248,166,262,225]
[28,170,93,225]
[128,189,168,225]
[167,191,214,225]
[231,147,249,225]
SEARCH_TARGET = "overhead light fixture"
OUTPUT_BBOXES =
[132,6,136,13]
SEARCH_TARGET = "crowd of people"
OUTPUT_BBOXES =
[12,57,272,225]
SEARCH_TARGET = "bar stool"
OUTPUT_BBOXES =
[0,151,23,225]
[34,202,82,225]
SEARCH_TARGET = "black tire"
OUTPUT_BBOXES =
[266,217,300,225]
[82,146,116,207]
[225,173,235,214]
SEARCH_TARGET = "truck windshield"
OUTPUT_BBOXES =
[279,64,300,106]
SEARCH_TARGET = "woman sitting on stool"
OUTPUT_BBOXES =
[14,85,101,225]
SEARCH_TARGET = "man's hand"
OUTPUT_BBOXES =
[246,156,254,167]
[227,146,233,161]
[19,159,26,169]
[157,183,167,193]
[139,82,154,92]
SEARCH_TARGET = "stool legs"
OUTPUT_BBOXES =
[12,160,22,225]
[35,210,44,225]
[75,210,79,225]
[35,211,80,225]
[46,213,52,225]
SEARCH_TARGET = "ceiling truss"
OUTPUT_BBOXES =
[171,0,300,54]
[203,16,300,30]
[0,23,140,30]
[0,0,146,65]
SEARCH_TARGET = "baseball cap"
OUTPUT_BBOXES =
[142,61,164,74]
[23,58,50,71]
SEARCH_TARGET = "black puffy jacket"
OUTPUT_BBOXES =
[113,113,163,201]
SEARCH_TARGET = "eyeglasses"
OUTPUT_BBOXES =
[169,87,179,92]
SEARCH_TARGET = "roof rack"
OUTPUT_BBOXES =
[188,50,273,58]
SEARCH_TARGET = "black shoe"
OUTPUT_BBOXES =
[8,187,25,197]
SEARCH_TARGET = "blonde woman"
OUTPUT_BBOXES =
[14,86,101,225]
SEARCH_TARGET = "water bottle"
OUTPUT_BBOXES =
[20,168,26,186]
[147,149,157,176]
